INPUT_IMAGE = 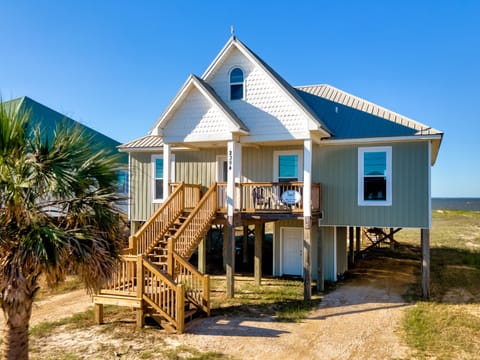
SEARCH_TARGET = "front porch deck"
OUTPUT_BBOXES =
[215,182,322,219]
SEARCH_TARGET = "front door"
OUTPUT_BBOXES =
[281,227,303,276]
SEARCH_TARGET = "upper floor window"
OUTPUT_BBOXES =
[358,147,392,206]
[230,67,244,100]
[274,150,303,182]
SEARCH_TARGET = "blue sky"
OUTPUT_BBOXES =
[1,1,479,197]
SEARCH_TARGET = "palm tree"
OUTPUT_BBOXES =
[0,103,124,359]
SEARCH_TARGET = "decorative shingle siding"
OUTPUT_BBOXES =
[163,88,232,142]
[207,48,310,142]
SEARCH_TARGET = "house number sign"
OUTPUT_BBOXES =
[228,150,232,171]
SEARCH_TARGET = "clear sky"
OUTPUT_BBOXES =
[1,1,479,197]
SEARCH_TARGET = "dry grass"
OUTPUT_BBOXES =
[400,210,480,359]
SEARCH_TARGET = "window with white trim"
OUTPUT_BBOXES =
[230,67,244,100]
[358,147,392,206]
[152,154,175,203]
[274,150,303,182]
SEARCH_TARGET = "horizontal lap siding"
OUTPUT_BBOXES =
[314,142,430,228]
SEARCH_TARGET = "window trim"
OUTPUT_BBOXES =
[358,146,392,206]
[229,67,244,100]
[273,150,303,182]
[152,154,175,203]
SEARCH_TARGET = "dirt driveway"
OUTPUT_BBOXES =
[3,251,417,359]
[176,255,416,359]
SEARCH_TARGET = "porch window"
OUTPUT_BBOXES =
[152,154,176,202]
[230,67,244,100]
[274,150,303,182]
[358,147,392,206]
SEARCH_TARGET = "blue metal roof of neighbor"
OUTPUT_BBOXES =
[2,96,127,164]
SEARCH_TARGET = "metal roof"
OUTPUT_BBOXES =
[118,135,164,151]
[296,84,442,138]
[2,96,128,164]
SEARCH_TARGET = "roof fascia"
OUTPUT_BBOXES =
[149,73,248,136]
[149,75,195,135]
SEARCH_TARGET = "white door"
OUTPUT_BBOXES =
[281,227,303,276]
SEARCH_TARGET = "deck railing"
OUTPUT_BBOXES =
[216,182,322,213]
[99,255,138,297]
[171,183,217,259]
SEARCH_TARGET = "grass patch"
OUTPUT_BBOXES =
[209,276,321,321]
[163,345,233,359]
[29,309,94,337]
[404,302,480,359]
[400,210,480,358]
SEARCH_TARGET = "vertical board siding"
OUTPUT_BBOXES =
[315,142,430,228]
[242,145,300,182]
[130,149,225,221]
[130,152,158,221]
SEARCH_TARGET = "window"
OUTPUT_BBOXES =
[274,150,303,182]
[117,170,128,195]
[152,154,175,202]
[358,147,392,206]
[230,67,244,100]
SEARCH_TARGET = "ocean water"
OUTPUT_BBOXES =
[432,198,480,211]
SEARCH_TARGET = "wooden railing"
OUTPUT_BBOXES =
[171,183,217,259]
[170,183,202,209]
[98,255,188,333]
[167,242,210,316]
[127,183,202,255]
[142,257,186,334]
[216,182,322,213]
[99,255,138,297]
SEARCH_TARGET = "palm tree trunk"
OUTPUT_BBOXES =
[1,281,34,360]
[2,321,30,360]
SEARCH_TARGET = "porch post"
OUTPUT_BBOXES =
[355,227,361,257]
[163,143,171,199]
[348,227,354,268]
[421,228,430,299]
[303,139,312,300]
[226,140,241,298]
[254,221,263,285]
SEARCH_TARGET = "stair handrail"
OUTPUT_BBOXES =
[142,257,186,333]
[167,239,210,316]
[171,182,217,259]
[128,183,186,255]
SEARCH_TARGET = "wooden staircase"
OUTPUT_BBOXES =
[93,183,217,333]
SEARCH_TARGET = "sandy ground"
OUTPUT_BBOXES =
[176,258,415,360]
[2,254,416,359]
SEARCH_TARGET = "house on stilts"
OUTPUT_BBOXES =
[94,36,443,333]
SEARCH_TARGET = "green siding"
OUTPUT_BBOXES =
[130,148,224,221]
[242,145,302,182]
[314,142,430,228]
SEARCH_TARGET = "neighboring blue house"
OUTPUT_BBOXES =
[2,96,129,209]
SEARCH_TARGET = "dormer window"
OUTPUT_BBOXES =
[230,67,244,100]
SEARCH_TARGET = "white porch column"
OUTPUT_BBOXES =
[303,139,312,217]
[163,143,171,200]
[303,139,313,300]
[226,140,241,298]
